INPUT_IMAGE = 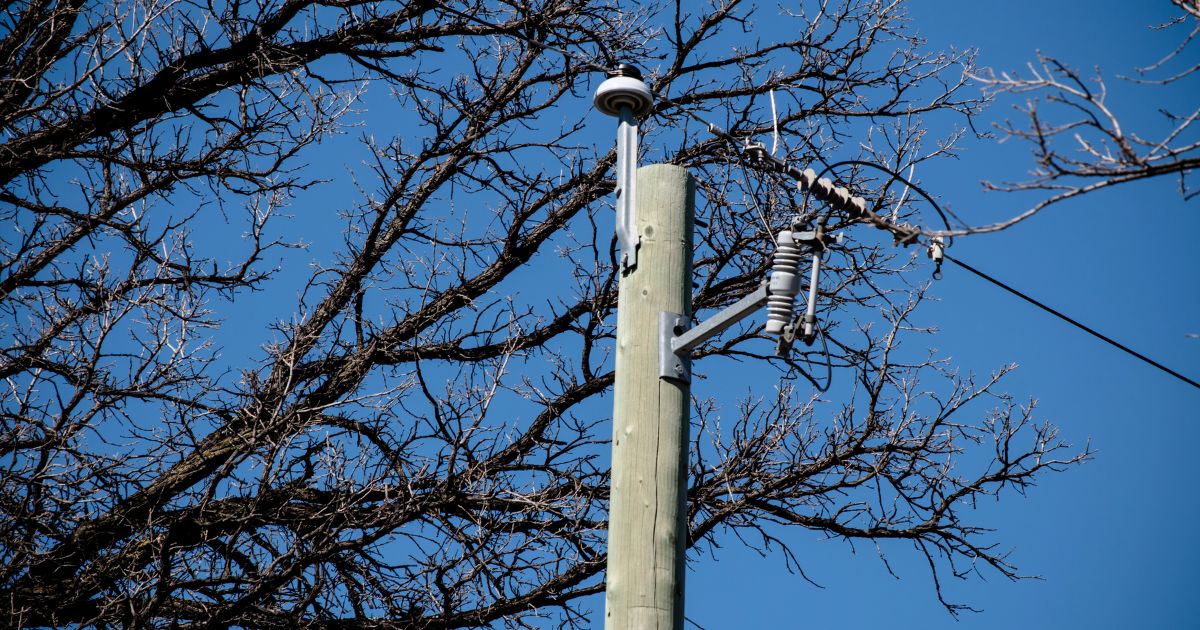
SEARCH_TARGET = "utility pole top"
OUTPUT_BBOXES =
[594,64,653,117]
[594,62,653,271]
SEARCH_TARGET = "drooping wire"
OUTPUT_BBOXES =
[760,156,1200,392]
[943,254,1200,391]
[781,297,833,392]
[811,319,833,391]
[803,161,1199,390]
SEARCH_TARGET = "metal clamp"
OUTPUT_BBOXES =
[927,235,945,279]
[660,312,693,382]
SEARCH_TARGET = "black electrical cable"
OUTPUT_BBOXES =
[824,165,1199,392]
[428,13,1197,393]
[764,158,1200,393]
[943,253,1200,391]
[811,164,1198,391]
[808,320,834,392]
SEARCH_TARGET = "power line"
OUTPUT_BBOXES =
[665,60,1199,393]
[943,253,1200,391]
[775,160,1200,392]
[441,9,1199,392]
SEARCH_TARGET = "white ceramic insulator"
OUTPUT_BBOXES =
[796,168,817,190]
[927,236,945,262]
[594,76,654,117]
[847,195,867,217]
[765,230,802,335]
[831,186,850,210]
[813,177,834,198]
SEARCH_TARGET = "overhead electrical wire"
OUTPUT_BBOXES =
[798,158,952,239]
[802,161,1200,392]
[439,6,1199,392]
[942,254,1200,391]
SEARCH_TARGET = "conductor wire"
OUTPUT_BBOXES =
[943,254,1200,391]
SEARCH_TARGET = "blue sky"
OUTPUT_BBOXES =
[14,1,1192,626]
[675,2,1200,628]
[136,1,1199,626]
[263,2,1197,626]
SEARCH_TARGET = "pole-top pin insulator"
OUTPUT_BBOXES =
[594,63,654,117]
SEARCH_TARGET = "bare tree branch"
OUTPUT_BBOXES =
[0,1,1083,626]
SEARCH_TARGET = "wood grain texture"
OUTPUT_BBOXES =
[605,164,694,630]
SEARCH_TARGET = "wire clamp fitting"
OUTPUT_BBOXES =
[742,141,772,167]
[927,236,945,280]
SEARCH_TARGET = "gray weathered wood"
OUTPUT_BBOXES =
[605,164,694,630]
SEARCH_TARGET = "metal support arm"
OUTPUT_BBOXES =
[660,284,769,382]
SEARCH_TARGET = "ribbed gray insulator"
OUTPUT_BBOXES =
[764,230,802,335]
[797,168,817,190]
[831,186,850,209]
[847,195,867,217]
[813,177,834,198]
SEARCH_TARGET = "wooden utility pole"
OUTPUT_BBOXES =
[605,164,694,630]
[593,59,859,630]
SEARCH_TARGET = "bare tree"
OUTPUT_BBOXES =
[0,0,1085,627]
[953,0,1199,235]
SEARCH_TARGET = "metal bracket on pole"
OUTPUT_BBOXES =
[660,284,770,383]
[594,64,654,273]
[615,107,640,270]
[659,312,692,382]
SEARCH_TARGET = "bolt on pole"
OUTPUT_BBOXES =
[596,66,692,630]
